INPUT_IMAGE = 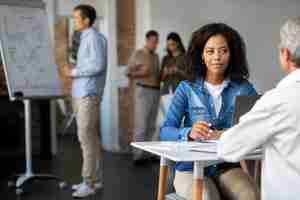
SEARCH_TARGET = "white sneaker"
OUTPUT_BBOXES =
[72,181,103,191]
[72,182,95,198]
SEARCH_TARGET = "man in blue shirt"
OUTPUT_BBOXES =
[64,4,107,198]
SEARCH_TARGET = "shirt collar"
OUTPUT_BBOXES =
[277,69,300,88]
[143,46,155,54]
[195,77,231,93]
[80,27,94,39]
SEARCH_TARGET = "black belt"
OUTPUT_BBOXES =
[136,83,160,90]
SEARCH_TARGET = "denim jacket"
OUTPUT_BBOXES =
[160,78,257,175]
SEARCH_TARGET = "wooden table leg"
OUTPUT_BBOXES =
[192,161,204,200]
[157,157,168,200]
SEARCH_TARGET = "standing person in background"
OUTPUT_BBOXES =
[64,4,107,198]
[127,30,160,164]
[160,32,188,95]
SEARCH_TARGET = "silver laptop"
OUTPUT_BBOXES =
[232,95,262,125]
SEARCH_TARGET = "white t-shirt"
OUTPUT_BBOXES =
[204,80,228,116]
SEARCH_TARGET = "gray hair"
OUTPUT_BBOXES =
[280,17,300,66]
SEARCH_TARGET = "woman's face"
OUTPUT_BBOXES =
[167,39,178,53]
[202,34,230,77]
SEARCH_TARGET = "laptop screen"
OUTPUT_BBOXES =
[232,95,262,125]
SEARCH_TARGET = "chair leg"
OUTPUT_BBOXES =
[254,161,261,186]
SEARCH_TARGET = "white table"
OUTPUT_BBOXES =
[131,141,261,200]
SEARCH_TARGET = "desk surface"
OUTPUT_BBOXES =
[131,141,261,163]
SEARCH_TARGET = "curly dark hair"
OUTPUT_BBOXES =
[186,23,249,82]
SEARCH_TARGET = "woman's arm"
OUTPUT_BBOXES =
[240,81,258,96]
[160,82,191,141]
[174,55,188,80]
[160,81,217,141]
[160,56,170,81]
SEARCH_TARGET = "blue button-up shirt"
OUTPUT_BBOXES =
[160,78,257,175]
[71,27,107,98]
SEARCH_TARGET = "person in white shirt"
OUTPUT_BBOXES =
[217,17,300,200]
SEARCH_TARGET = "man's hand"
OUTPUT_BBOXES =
[127,64,143,78]
[129,64,143,72]
[64,64,74,77]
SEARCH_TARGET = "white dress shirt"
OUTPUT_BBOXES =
[218,69,300,200]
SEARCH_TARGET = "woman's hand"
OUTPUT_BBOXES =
[189,122,224,141]
[209,130,223,140]
[168,65,178,74]
[189,121,213,141]
[162,65,177,77]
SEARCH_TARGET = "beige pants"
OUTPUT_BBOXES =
[73,96,103,186]
[215,168,259,200]
[132,86,160,160]
[174,171,221,200]
[174,168,259,200]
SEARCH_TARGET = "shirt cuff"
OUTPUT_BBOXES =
[179,127,192,141]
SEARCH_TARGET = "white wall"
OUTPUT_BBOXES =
[98,0,121,152]
[144,0,300,92]
[56,0,104,16]
[135,0,151,49]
